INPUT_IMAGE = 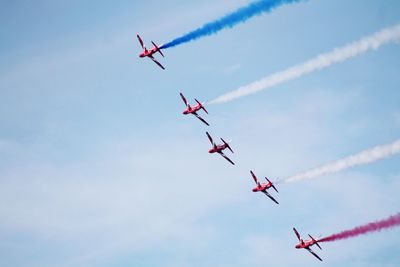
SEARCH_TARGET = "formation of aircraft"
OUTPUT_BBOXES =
[178,93,234,165]
[250,170,279,204]
[293,227,323,261]
[137,34,165,70]
[180,93,209,126]
[137,32,334,263]
[206,132,234,165]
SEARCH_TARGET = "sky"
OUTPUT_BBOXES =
[0,0,399,266]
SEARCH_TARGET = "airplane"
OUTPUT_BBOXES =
[293,227,323,261]
[206,132,234,165]
[250,170,279,204]
[180,92,209,126]
[137,34,165,70]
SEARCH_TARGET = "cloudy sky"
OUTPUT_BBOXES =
[0,0,399,266]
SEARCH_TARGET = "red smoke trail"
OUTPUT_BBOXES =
[319,213,400,242]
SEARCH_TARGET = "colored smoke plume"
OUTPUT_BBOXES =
[283,139,400,183]
[319,213,400,242]
[210,23,400,104]
[161,0,301,49]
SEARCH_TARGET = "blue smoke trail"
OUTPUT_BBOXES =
[161,0,302,49]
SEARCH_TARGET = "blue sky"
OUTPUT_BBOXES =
[0,0,399,266]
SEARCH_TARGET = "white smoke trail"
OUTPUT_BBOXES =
[209,24,400,104]
[283,139,400,183]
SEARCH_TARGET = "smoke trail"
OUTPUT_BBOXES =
[209,24,400,104]
[160,0,301,49]
[284,139,400,183]
[319,213,400,242]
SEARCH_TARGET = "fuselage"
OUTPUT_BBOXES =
[139,48,158,58]
[252,182,273,192]
[209,144,228,153]
[183,104,202,115]
[295,239,316,249]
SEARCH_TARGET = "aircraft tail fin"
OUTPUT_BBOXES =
[195,99,208,114]
[221,138,233,153]
[152,41,164,57]
[266,177,279,193]
[309,234,322,250]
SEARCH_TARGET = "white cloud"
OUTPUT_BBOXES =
[223,63,242,75]
[0,135,245,266]
[2,82,398,267]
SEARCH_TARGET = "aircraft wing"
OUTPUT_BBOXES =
[194,113,209,126]
[137,34,145,49]
[263,190,279,204]
[293,228,301,242]
[250,170,259,185]
[180,92,189,106]
[218,151,235,165]
[306,247,323,261]
[206,132,215,146]
[150,57,165,70]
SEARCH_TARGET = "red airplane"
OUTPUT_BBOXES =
[137,34,165,70]
[206,132,234,165]
[180,92,209,126]
[250,170,279,204]
[293,227,323,261]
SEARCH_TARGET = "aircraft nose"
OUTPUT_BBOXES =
[183,111,188,115]
[252,188,257,192]
[295,244,300,249]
